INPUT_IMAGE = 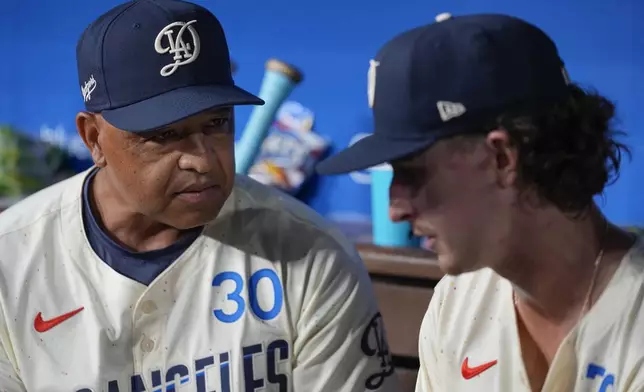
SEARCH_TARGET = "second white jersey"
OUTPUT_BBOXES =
[0,171,397,391]
[416,241,644,392]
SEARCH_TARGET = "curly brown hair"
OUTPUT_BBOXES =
[497,84,630,214]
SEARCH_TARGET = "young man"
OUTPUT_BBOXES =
[318,12,643,392]
[0,1,397,390]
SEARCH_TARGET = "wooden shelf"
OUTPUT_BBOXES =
[357,243,443,281]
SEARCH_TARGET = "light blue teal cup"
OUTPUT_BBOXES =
[370,164,420,248]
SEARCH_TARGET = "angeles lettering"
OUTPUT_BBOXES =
[75,339,290,392]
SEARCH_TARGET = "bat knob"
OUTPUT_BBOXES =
[435,12,452,22]
[265,59,304,84]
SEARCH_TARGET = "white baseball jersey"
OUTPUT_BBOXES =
[416,239,644,392]
[0,170,397,391]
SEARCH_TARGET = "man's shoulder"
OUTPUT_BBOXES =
[210,175,361,262]
[0,171,86,238]
[229,175,334,228]
[582,237,644,328]
[0,172,86,304]
[621,237,644,280]
[431,268,509,324]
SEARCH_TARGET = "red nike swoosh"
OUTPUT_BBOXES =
[33,307,84,333]
[461,357,498,379]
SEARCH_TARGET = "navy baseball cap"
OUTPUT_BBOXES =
[316,13,571,175]
[76,0,264,133]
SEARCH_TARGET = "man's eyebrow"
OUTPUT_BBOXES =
[137,127,171,138]
[139,109,233,136]
[205,108,232,117]
[392,150,426,167]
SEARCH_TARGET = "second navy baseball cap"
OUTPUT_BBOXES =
[76,0,264,133]
[316,13,571,175]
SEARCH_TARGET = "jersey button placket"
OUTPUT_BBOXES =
[140,300,158,314]
[141,337,155,353]
[133,294,164,373]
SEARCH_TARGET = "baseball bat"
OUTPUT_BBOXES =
[235,58,303,175]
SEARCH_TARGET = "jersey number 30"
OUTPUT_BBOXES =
[212,269,284,323]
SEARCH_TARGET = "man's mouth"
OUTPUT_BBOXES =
[423,236,437,251]
[175,185,220,203]
[180,183,218,193]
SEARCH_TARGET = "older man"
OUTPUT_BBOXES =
[318,13,643,392]
[0,1,397,390]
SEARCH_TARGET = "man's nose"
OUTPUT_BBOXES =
[389,181,414,222]
[389,202,414,222]
[177,133,216,174]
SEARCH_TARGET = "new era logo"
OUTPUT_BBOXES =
[437,101,466,122]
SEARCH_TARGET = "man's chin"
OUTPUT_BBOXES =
[437,254,482,276]
[169,207,223,230]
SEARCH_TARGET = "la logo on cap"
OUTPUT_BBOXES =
[368,59,380,108]
[154,20,201,77]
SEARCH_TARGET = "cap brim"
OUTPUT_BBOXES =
[102,84,264,132]
[316,134,436,175]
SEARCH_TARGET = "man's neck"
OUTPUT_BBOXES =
[495,206,630,323]
[90,169,184,252]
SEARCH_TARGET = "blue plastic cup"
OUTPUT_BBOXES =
[370,164,420,248]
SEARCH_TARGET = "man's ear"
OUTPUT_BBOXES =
[76,112,106,167]
[485,129,518,188]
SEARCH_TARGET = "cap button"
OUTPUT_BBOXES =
[435,12,452,22]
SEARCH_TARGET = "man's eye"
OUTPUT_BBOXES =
[207,118,229,127]
[394,167,425,185]
[151,129,180,142]
[204,117,231,134]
